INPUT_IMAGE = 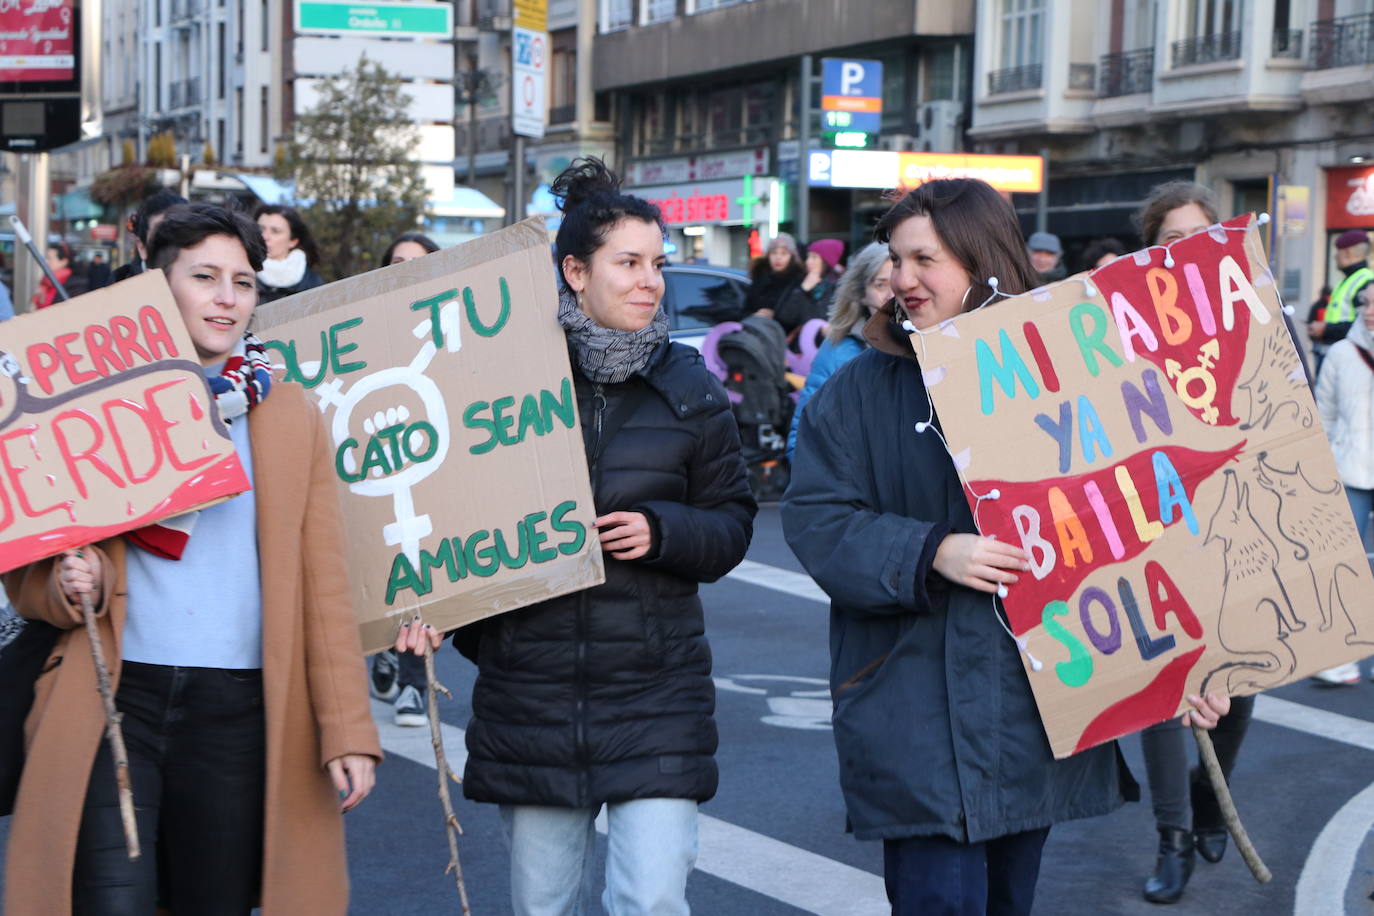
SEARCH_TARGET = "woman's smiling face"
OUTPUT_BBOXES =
[887,213,973,331]
[562,218,666,332]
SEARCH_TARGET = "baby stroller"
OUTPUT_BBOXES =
[713,315,794,501]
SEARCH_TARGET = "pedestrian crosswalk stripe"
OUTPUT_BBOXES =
[371,700,889,914]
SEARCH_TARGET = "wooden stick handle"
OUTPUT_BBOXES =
[1192,725,1269,883]
[424,640,471,915]
[80,589,141,861]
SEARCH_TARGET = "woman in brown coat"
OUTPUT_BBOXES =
[4,203,381,915]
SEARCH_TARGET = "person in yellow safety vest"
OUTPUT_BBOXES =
[1309,229,1374,367]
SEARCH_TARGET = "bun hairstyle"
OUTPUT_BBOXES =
[551,157,663,287]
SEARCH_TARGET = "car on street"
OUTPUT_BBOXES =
[661,263,751,351]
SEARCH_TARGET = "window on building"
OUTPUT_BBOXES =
[261,0,270,52]
[550,47,576,122]
[217,23,226,98]
[925,45,959,101]
[235,87,244,157]
[1182,0,1244,38]
[217,119,226,163]
[155,45,162,111]
[998,0,1044,70]
[602,0,633,30]
[707,85,743,147]
[260,86,269,154]
[642,0,675,22]
[743,82,774,145]
[690,0,749,12]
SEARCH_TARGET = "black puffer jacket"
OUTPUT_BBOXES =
[461,340,757,808]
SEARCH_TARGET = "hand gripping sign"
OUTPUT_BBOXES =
[911,215,1374,759]
[255,220,604,653]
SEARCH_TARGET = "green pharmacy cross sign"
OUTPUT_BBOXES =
[295,1,454,38]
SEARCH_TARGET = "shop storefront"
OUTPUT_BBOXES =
[625,149,775,268]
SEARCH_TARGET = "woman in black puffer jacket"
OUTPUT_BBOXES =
[399,158,755,915]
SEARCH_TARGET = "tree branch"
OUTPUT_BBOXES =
[424,642,472,914]
[1192,726,1271,883]
[81,590,140,861]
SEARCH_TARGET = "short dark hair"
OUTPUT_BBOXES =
[875,179,1040,307]
[47,241,72,263]
[147,202,267,273]
[551,157,663,287]
[253,203,320,266]
[1134,180,1219,247]
[1082,237,1127,269]
[380,232,440,268]
[129,190,188,243]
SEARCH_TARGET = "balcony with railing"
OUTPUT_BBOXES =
[1099,47,1154,96]
[1171,31,1243,68]
[1310,13,1374,69]
[987,63,1043,95]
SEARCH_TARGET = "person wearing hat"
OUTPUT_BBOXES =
[745,232,815,335]
[1026,231,1065,285]
[1309,229,1373,362]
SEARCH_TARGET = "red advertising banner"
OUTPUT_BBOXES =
[0,271,251,574]
[914,215,1374,758]
[0,0,76,83]
[1325,165,1374,230]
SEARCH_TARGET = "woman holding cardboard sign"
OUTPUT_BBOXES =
[3,203,380,916]
[399,158,755,915]
[780,178,1231,915]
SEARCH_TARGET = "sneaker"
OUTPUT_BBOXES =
[394,685,426,727]
[370,650,400,701]
[1312,662,1361,686]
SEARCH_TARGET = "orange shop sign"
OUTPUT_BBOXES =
[1326,165,1374,230]
[807,149,1044,193]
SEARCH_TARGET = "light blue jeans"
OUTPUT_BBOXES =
[500,798,698,916]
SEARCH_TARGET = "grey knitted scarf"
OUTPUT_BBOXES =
[557,283,667,383]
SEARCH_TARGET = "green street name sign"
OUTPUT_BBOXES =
[295,2,453,38]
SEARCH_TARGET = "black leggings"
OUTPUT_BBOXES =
[1140,693,1254,830]
[73,661,266,916]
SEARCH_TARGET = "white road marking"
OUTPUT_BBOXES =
[725,558,831,603]
[725,560,1374,915]
[371,700,889,915]
[1294,781,1374,916]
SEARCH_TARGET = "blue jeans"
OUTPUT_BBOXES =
[882,827,1050,916]
[500,798,698,915]
[1347,486,1373,551]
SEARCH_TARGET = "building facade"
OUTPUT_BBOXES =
[971,0,1374,306]
[591,0,975,266]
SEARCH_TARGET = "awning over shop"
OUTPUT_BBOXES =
[54,189,104,221]
[430,186,504,219]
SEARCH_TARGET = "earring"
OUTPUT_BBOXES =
[960,287,972,310]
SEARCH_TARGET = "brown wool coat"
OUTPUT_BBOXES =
[3,382,382,915]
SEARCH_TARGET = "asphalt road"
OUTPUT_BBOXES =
[4,504,1374,915]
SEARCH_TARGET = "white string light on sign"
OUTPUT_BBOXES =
[901,212,1283,675]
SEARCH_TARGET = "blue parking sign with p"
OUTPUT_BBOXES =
[821,58,883,135]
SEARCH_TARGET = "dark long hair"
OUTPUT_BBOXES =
[874,179,1040,308]
[551,157,663,287]
[380,232,439,268]
[254,203,320,267]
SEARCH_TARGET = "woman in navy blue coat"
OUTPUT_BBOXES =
[782,179,1230,915]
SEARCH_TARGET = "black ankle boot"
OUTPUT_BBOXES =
[1191,767,1228,863]
[1143,826,1195,904]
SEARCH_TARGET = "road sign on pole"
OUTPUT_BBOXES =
[294,2,453,39]
[820,58,883,137]
[512,25,546,140]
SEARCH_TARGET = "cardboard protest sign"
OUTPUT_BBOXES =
[0,271,251,573]
[255,219,604,653]
[914,214,1374,758]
